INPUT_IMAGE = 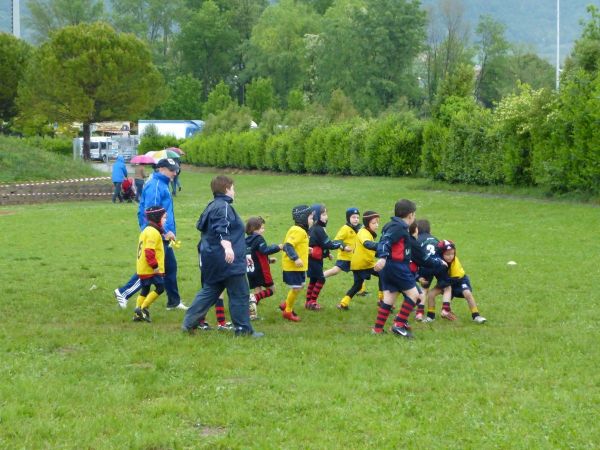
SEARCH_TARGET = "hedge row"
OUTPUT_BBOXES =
[183,74,599,195]
[185,112,423,177]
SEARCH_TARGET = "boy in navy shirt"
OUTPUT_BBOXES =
[372,199,420,338]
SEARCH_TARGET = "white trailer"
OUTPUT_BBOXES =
[138,120,204,139]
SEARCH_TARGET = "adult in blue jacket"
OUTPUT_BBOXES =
[114,158,187,311]
[111,155,128,203]
[182,175,262,337]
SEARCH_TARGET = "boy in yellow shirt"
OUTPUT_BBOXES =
[324,207,361,279]
[280,205,314,322]
[338,211,381,310]
[133,206,167,322]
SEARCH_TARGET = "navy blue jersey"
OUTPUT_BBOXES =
[377,217,412,263]
[309,223,343,261]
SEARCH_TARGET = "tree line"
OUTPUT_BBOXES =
[0,1,598,194]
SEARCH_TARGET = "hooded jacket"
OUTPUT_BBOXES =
[197,194,247,283]
[137,172,175,235]
[111,156,128,183]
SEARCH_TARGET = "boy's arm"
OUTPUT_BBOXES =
[258,237,282,255]
[282,243,299,261]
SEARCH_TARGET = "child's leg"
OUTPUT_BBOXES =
[283,287,302,321]
[463,289,486,322]
[323,265,341,278]
[392,287,420,329]
[415,290,426,320]
[426,286,442,320]
[307,277,325,309]
[357,281,368,296]
[215,294,227,325]
[141,284,164,309]
[254,286,274,303]
[339,273,362,309]
[372,290,398,333]
[305,279,315,303]
[440,286,456,321]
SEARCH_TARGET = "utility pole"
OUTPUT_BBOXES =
[12,0,21,38]
[556,0,560,91]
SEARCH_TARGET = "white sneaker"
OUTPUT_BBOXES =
[473,315,487,324]
[167,302,189,311]
[114,288,128,309]
[422,316,435,323]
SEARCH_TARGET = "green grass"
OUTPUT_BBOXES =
[1,169,599,449]
[0,136,102,183]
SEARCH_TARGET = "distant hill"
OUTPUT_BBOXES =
[0,0,592,64]
[420,0,589,63]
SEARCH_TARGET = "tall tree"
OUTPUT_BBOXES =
[110,0,184,62]
[219,0,269,103]
[176,1,239,99]
[17,22,165,159]
[244,0,321,103]
[153,74,204,119]
[245,77,276,121]
[563,5,600,76]
[474,14,510,107]
[423,0,472,108]
[0,34,31,128]
[508,47,554,91]
[315,0,427,114]
[25,0,105,43]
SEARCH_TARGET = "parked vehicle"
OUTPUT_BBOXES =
[138,120,204,139]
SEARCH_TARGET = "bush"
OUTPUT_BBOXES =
[22,136,72,156]
[532,70,600,194]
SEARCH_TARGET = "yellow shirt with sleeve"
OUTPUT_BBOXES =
[136,226,165,277]
[351,227,377,270]
[333,224,358,262]
[282,225,309,272]
[449,256,466,279]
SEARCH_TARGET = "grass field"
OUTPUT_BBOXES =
[1,168,599,449]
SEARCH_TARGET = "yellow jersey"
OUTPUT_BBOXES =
[449,255,466,279]
[351,227,377,270]
[136,225,165,277]
[282,225,309,272]
[333,224,358,261]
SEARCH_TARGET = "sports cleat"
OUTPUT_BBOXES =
[371,327,386,335]
[195,321,211,331]
[114,288,128,309]
[278,301,286,311]
[422,316,435,323]
[167,302,189,311]
[141,308,152,323]
[217,322,234,331]
[282,310,301,322]
[473,315,487,324]
[305,301,322,311]
[249,298,258,320]
[391,324,413,339]
[441,310,457,321]
[336,303,349,311]
[415,312,424,321]
[133,307,144,322]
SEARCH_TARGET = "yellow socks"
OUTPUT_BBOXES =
[340,295,351,308]
[141,291,160,309]
[136,295,146,308]
[285,289,299,313]
[377,291,384,301]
